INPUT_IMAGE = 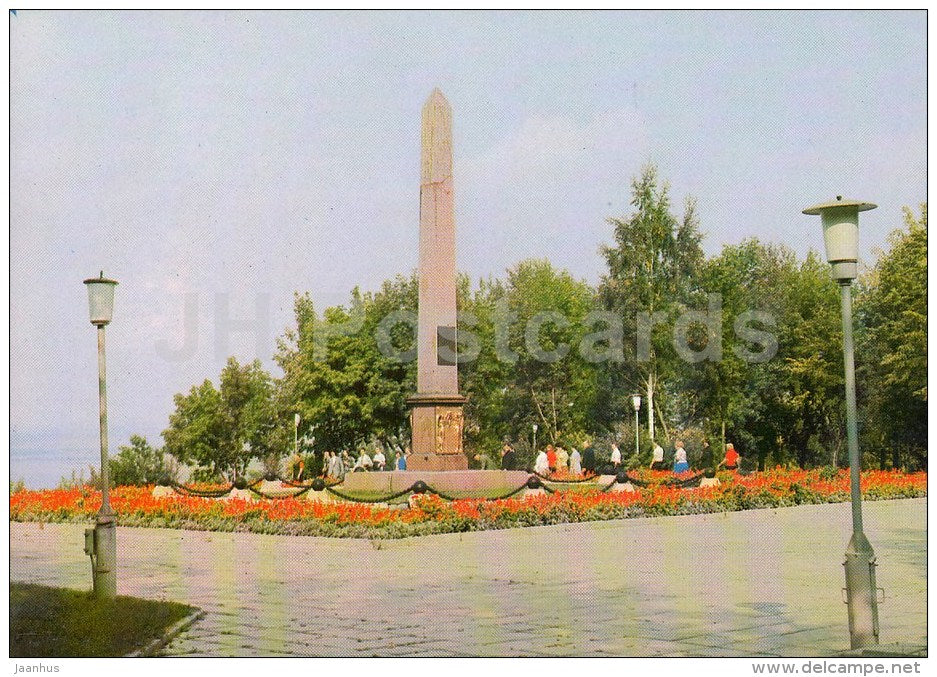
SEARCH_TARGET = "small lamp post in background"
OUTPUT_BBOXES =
[294,413,301,457]
[83,271,119,600]
[631,394,642,457]
[803,196,880,649]
[532,423,538,457]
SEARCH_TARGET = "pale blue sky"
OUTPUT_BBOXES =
[10,10,926,487]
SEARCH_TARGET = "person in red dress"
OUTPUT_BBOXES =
[546,444,558,474]
[718,443,741,471]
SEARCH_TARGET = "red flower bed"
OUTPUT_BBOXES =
[9,468,926,539]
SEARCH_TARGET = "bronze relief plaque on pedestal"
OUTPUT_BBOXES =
[435,406,463,455]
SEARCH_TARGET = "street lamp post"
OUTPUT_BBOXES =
[83,271,119,600]
[803,196,880,649]
[631,394,642,457]
[532,423,538,457]
[294,413,300,457]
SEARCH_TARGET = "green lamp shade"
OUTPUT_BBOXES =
[803,198,876,282]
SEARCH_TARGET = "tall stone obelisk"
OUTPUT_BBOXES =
[407,88,467,471]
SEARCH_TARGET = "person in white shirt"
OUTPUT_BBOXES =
[556,446,569,472]
[650,443,665,470]
[610,443,622,468]
[373,448,386,472]
[569,447,582,475]
[673,440,689,474]
[328,451,343,479]
[534,449,550,475]
[353,451,373,472]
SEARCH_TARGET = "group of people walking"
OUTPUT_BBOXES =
[318,446,411,480]
[651,440,742,474]
[305,437,743,481]
[533,443,587,475]
[525,438,744,477]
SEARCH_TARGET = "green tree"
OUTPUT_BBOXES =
[458,275,514,456]
[496,259,601,463]
[163,358,276,481]
[107,435,171,486]
[857,204,927,469]
[162,379,223,477]
[684,240,791,468]
[275,276,419,453]
[775,252,847,469]
[680,243,850,470]
[599,164,705,444]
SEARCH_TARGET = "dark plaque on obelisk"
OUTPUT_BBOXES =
[406,89,467,471]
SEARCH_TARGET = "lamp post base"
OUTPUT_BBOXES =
[844,531,880,649]
[93,511,117,600]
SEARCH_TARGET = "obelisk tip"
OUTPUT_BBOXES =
[425,87,450,109]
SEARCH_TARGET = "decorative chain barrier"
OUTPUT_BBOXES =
[488,479,540,500]
[599,475,621,492]
[325,483,418,504]
[170,482,233,498]
[247,483,315,500]
[168,470,711,504]
[171,478,264,498]
[622,473,651,488]
[671,472,706,488]
[278,477,311,488]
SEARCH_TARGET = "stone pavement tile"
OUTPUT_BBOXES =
[475,647,550,657]
[472,631,554,647]
[370,637,449,651]
[403,649,474,657]
[704,637,792,656]
[362,644,441,657]
[362,633,428,646]
[680,646,779,657]
[630,624,724,642]
[775,626,841,642]
[510,648,581,657]
[183,641,242,657]
[764,628,845,656]
[679,633,744,649]
[589,646,640,656]
[727,620,806,636]
[159,647,203,657]
[656,651,699,657]
[681,623,811,648]
[578,638,645,653]
[291,645,358,657]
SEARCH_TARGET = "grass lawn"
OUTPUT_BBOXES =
[10,583,196,657]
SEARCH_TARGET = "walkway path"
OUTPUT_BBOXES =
[10,498,926,657]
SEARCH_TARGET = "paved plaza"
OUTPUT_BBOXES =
[10,498,926,657]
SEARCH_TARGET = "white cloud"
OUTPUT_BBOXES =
[463,107,648,190]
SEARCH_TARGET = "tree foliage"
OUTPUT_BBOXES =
[162,357,276,481]
[274,276,419,453]
[857,204,927,469]
[598,164,705,444]
[107,435,172,486]
[460,260,602,468]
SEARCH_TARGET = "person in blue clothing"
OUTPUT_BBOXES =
[673,440,690,474]
[396,446,409,470]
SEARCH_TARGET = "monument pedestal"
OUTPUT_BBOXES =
[408,454,468,471]
[407,393,467,471]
